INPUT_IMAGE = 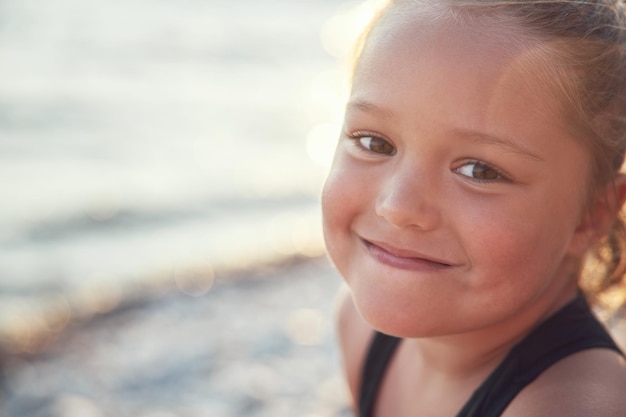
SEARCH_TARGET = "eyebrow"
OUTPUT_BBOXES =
[347,99,545,162]
[346,99,394,119]
[453,129,545,162]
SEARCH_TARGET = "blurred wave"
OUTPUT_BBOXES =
[0,0,381,353]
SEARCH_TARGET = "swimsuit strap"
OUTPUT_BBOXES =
[358,331,401,417]
[358,294,623,417]
[457,293,623,417]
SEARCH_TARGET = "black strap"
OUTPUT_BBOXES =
[358,331,401,417]
[358,294,623,417]
[457,294,624,417]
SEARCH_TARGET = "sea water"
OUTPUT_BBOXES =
[0,0,376,339]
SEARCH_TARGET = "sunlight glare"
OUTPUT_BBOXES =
[307,70,348,120]
[320,0,381,59]
[306,122,341,167]
[291,215,325,257]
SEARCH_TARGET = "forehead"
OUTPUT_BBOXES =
[352,9,571,135]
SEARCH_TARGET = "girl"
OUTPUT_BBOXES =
[322,0,626,416]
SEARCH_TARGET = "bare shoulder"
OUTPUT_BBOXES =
[503,348,626,417]
[334,283,375,406]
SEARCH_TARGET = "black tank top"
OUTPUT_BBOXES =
[358,294,624,417]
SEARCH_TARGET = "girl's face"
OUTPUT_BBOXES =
[322,13,594,337]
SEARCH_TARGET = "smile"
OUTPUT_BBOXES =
[361,238,456,271]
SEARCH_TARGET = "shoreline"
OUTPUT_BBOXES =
[0,243,327,358]
[1,254,350,417]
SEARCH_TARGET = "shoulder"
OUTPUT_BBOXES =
[503,348,626,417]
[334,283,376,406]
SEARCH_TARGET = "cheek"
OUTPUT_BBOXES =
[460,194,579,287]
[321,150,371,224]
[321,156,374,268]
[321,163,354,256]
[321,171,341,240]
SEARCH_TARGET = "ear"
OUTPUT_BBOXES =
[568,174,626,256]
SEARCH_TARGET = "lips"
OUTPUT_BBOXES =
[361,238,456,271]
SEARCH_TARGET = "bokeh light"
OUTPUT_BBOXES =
[54,395,104,417]
[306,122,342,167]
[320,0,381,60]
[173,263,215,297]
[285,308,325,346]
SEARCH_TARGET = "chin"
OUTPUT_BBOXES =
[352,287,456,338]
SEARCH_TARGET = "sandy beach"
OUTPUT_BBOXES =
[1,256,351,417]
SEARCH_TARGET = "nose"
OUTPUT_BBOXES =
[374,164,441,230]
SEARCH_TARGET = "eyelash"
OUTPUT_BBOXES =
[347,131,511,183]
[454,159,510,183]
[348,131,396,156]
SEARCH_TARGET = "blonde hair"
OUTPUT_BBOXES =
[353,0,626,313]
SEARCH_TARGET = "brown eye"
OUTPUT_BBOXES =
[359,136,396,155]
[457,161,502,181]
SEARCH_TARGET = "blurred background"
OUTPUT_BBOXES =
[0,0,379,415]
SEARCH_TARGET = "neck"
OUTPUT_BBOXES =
[406,284,579,383]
